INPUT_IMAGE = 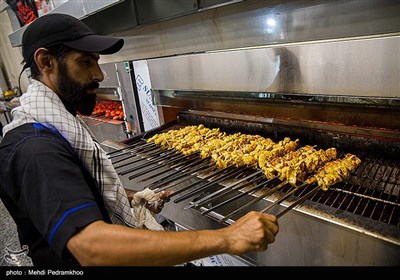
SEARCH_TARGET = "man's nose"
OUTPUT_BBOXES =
[93,64,104,82]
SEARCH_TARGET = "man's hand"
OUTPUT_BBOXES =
[125,189,174,214]
[221,211,279,255]
[144,190,174,214]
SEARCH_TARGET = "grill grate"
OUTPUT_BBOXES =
[313,155,400,227]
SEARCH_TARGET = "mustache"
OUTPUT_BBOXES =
[85,82,100,91]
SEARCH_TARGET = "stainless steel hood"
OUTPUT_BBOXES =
[149,36,400,97]
[148,34,400,130]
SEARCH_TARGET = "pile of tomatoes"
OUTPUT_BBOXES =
[91,101,124,120]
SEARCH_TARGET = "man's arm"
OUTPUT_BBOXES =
[67,211,278,266]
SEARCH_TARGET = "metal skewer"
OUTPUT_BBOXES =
[152,159,212,192]
[107,142,155,158]
[219,180,288,223]
[275,186,320,218]
[260,182,307,213]
[186,170,264,209]
[200,176,279,215]
[126,153,200,179]
[176,167,251,204]
[105,139,148,156]
[144,161,213,189]
[169,166,237,200]
[110,144,163,164]
[119,151,188,176]
[114,151,167,169]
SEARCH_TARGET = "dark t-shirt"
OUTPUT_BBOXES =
[0,123,110,267]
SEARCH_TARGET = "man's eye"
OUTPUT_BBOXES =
[80,59,91,65]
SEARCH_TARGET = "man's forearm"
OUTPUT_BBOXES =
[67,220,228,266]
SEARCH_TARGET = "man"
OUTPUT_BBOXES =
[0,13,279,266]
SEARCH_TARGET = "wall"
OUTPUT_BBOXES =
[0,9,29,92]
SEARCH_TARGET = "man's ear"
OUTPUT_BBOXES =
[34,48,55,73]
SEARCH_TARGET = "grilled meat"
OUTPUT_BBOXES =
[305,153,362,190]
[147,124,360,189]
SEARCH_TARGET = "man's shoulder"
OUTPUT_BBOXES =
[1,123,70,154]
[4,123,61,138]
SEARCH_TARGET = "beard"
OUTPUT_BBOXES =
[56,62,99,116]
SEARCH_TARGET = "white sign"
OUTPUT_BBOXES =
[132,60,160,131]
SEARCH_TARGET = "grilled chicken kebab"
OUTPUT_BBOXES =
[305,153,362,190]
[146,124,361,190]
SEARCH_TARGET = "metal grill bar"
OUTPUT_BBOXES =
[362,160,396,222]
[376,165,400,226]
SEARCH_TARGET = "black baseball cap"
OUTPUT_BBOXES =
[21,13,124,69]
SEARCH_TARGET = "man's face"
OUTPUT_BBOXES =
[55,51,103,115]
